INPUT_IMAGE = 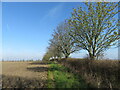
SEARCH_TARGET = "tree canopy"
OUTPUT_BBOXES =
[68,2,119,60]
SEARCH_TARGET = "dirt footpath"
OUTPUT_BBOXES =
[2,61,49,88]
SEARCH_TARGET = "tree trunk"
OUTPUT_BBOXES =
[89,52,95,60]
[65,55,68,59]
[65,54,70,59]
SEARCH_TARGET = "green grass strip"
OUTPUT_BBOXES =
[47,63,88,88]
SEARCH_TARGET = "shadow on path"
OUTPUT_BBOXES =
[27,67,48,72]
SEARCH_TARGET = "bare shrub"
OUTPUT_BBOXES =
[60,58,120,88]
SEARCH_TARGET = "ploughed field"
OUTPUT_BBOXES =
[1,61,48,88]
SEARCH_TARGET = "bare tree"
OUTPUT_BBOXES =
[48,44,63,60]
[68,2,119,60]
[42,44,63,61]
[50,21,79,59]
[42,52,51,61]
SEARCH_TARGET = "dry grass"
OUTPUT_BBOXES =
[60,58,120,88]
[1,61,49,88]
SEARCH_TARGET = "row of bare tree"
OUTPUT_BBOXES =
[42,2,119,61]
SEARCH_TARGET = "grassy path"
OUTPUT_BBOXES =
[47,63,88,88]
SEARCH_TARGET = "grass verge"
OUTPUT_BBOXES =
[47,63,88,88]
